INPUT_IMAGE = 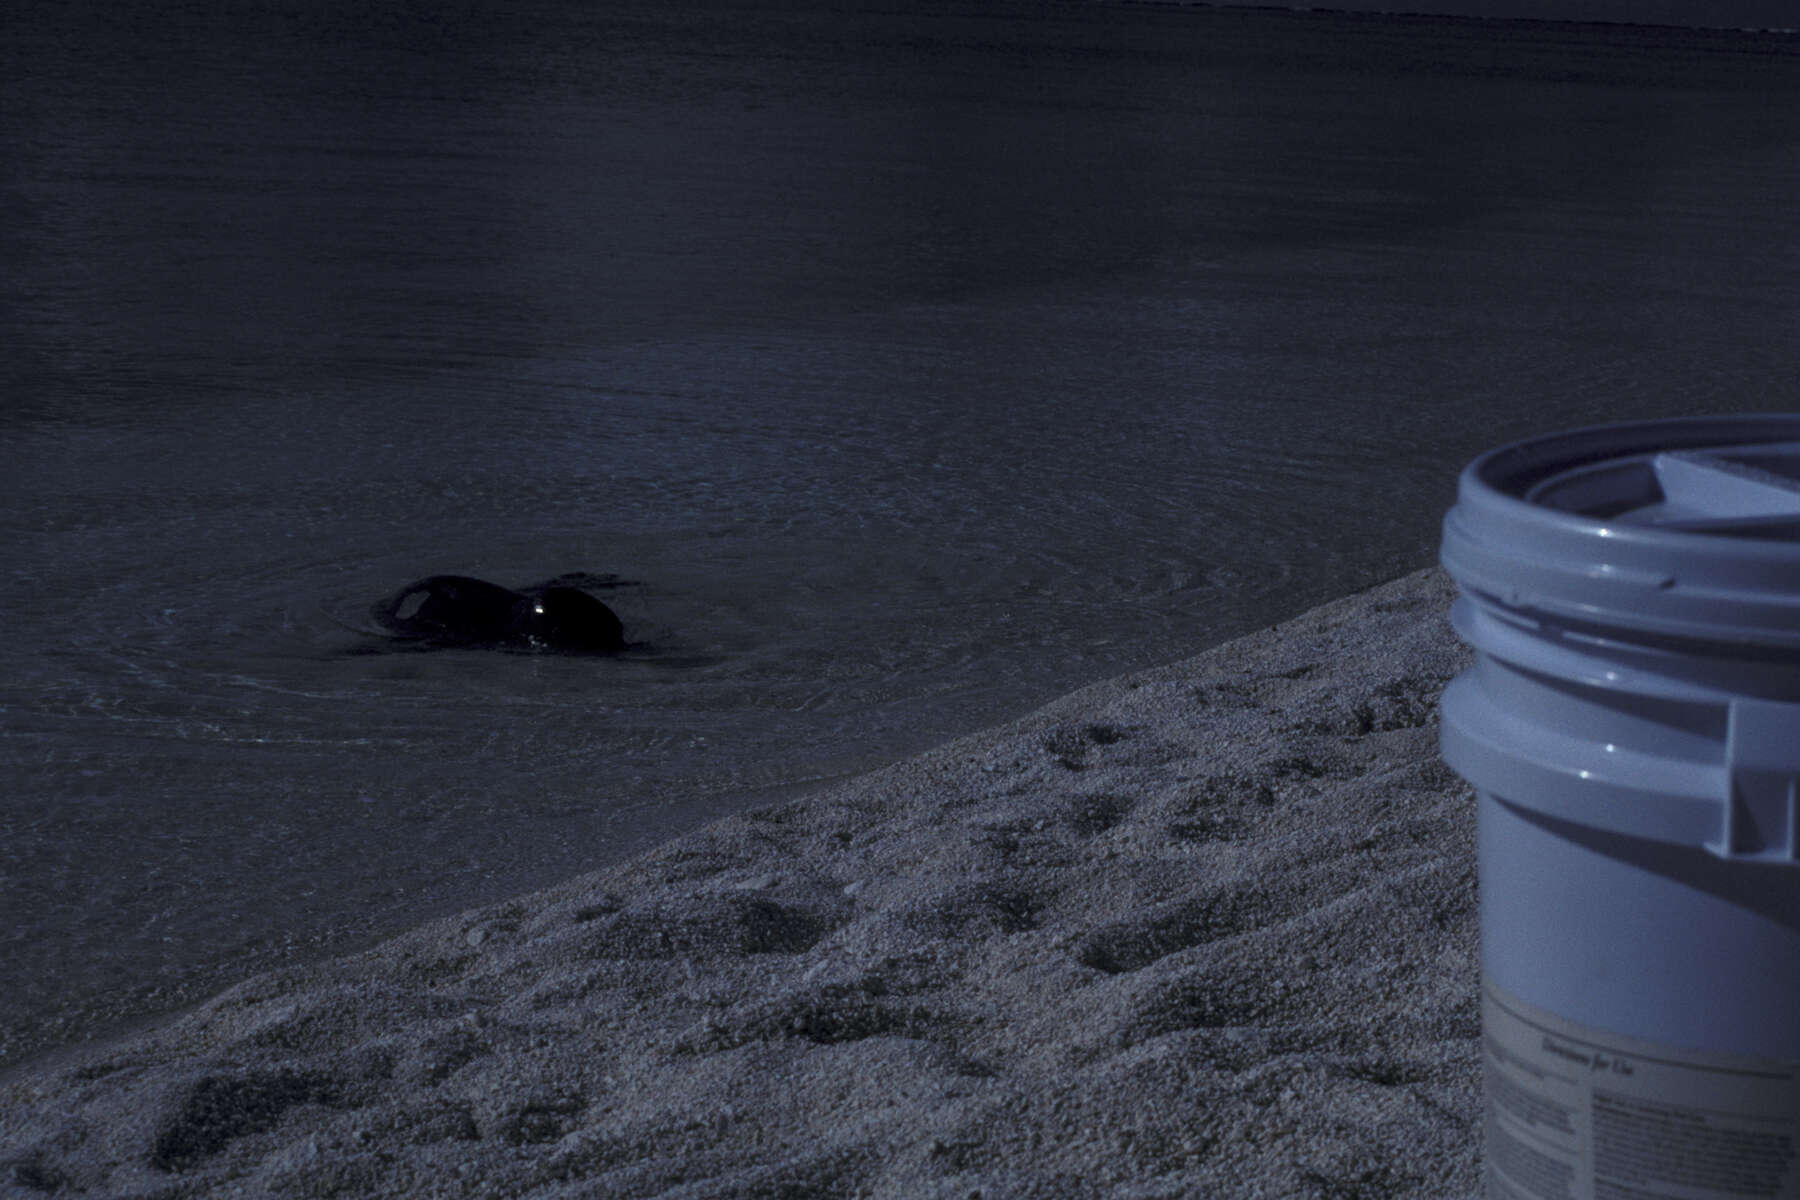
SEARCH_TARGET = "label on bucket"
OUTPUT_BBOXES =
[1484,979,1800,1199]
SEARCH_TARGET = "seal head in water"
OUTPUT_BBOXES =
[371,575,625,654]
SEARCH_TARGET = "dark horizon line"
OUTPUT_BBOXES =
[1106,0,1800,35]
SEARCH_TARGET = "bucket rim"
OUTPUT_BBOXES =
[1442,413,1800,646]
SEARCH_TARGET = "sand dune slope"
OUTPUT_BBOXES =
[1,567,1482,1198]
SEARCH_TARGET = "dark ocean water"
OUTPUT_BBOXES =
[3,0,1798,1071]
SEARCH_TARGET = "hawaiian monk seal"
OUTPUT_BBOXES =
[371,575,626,654]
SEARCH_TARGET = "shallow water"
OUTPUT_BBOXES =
[4,0,1798,1069]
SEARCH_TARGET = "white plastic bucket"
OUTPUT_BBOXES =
[1439,415,1800,1200]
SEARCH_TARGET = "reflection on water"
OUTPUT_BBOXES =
[3,0,1798,1070]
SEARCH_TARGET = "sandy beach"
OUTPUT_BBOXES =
[1,566,1483,1197]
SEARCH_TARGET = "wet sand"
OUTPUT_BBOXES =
[0,566,1482,1198]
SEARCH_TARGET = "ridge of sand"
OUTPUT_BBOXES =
[0,567,1482,1198]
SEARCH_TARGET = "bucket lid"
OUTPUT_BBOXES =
[1440,415,1800,647]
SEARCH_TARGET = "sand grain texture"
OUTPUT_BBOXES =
[1,567,1482,1198]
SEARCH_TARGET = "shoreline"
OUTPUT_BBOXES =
[1,566,1482,1197]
